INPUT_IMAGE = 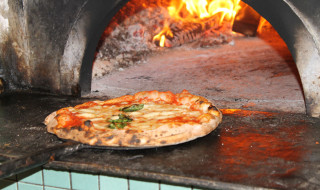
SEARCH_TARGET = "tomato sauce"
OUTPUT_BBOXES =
[56,112,83,128]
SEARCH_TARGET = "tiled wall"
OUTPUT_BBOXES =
[0,167,203,190]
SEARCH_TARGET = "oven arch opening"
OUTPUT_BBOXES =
[55,0,320,117]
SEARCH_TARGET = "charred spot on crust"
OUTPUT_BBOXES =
[105,135,114,140]
[84,120,92,127]
[129,135,141,145]
[62,128,69,133]
[95,139,102,145]
[88,135,95,139]
[84,131,90,137]
[84,131,95,139]
[70,126,80,130]
[196,97,207,104]
[126,129,137,134]
[160,140,167,144]
[208,105,219,112]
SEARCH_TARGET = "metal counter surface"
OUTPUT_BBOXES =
[1,93,320,189]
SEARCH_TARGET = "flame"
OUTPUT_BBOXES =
[153,24,173,47]
[153,0,242,47]
[257,17,269,34]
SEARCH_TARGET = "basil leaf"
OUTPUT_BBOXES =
[108,123,116,129]
[107,114,132,129]
[120,104,144,112]
[109,114,132,123]
[121,114,133,122]
[116,123,127,129]
[108,122,127,129]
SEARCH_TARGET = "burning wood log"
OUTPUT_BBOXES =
[232,1,261,36]
[153,16,222,47]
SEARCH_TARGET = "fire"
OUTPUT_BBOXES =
[153,24,173,47]
[153,0,242,47]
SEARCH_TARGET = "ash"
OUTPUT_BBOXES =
[93,6,165,78]
[93,4,233,79]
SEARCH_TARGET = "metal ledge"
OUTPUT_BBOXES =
[1,93,320,189]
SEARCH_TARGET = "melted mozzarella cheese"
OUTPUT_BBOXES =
[72,102,202,130]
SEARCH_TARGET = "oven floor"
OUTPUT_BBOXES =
[0,93,319,189]
[90,29,305,114]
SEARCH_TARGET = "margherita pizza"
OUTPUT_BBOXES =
[44,90,222,147]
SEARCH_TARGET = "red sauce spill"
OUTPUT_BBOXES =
[221,109,277,117]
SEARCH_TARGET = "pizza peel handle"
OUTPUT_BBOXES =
[0,141,84,179]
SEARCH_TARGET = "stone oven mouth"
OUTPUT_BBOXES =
[88,0,305,114]
[1,1,320,189]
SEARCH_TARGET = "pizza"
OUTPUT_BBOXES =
[44,90,222,147]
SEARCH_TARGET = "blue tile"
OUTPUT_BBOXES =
[17,167,43,185]
[0,179,17,190]
[18,182,43,190]
[45,186,66,190]
[129,179,159,190]
[161,183,191,190]
[43,169,70,189]
[100,175,128,190]
[71,171,99,190]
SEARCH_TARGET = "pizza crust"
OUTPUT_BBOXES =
[46,116,220,147]
[44,90,222,147]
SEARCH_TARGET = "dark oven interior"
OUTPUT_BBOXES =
[1,0,320,189]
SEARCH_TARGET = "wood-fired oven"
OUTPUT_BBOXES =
[1,0,320,117]
[0,0,320,189]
